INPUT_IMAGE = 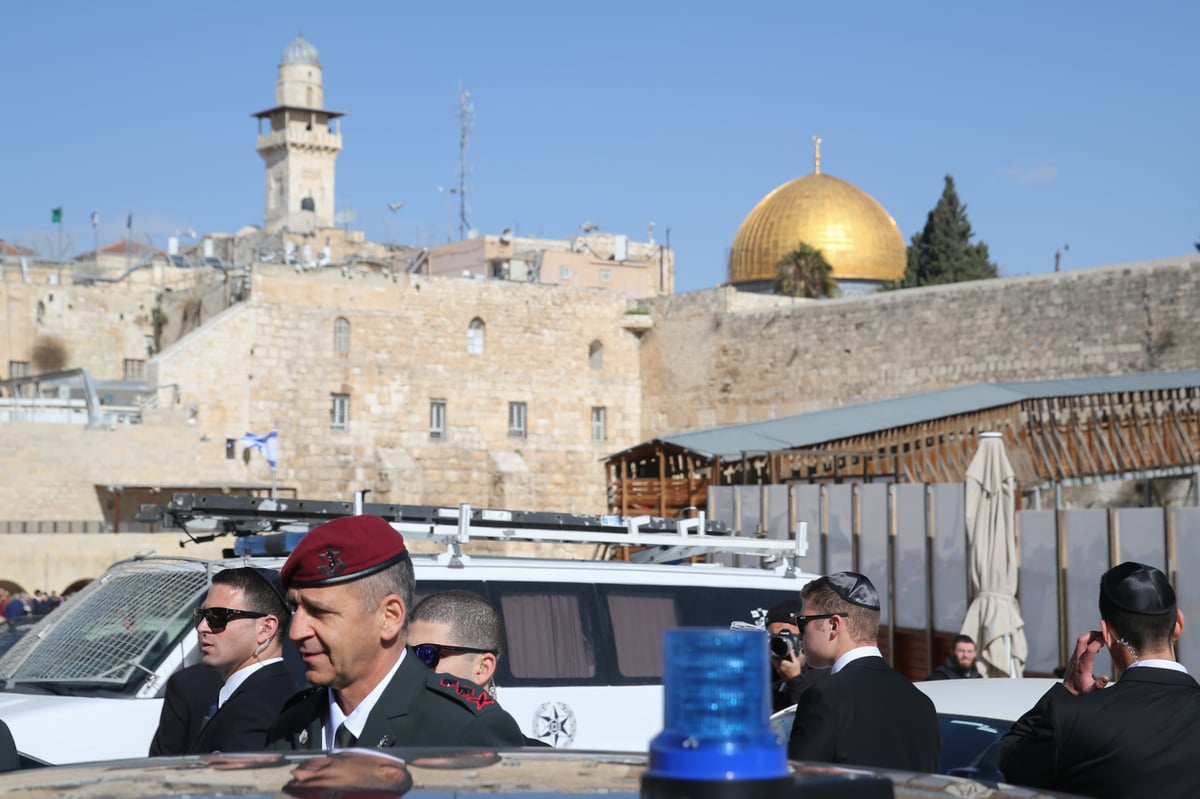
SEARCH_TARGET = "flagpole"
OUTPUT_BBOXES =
[271,417,279,499]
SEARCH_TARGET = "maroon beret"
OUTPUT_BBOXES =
[281,515,409,589]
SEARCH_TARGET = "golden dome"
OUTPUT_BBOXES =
[729,170,906,285]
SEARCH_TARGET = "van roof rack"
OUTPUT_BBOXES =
[144,493,806,571]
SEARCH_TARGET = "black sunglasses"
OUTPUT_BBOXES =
[792,612,848,630]
[412,643,493,670]
[193,606,267,632]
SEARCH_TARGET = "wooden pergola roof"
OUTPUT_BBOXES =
[606,371,1200,516]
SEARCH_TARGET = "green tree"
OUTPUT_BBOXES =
[775,243,838,299]
[887,175,998,289]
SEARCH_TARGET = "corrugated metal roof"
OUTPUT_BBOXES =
[658,370,1200,459]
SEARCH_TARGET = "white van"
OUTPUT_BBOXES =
[0,494,815,765]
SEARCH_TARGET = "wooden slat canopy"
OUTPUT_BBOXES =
[607,385,1200,516]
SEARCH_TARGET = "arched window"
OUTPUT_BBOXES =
[588,340,603,370]
[333,317,350,354]
[468,318,485,355]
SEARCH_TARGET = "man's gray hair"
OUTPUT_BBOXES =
[410,590,504,658]
[351,558,415,631]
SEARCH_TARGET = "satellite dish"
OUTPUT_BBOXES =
[334,207,357,226]
[388,202,404,213]
[499,227,513,244]
[580,221,599,234]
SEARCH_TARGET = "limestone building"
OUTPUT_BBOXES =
[254,35,344,233]
[729,139,906,296]
[425,229,673,299]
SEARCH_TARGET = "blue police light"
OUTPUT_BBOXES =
[642,628,791,799]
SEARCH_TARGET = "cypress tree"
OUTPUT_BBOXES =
[888,175,998,289]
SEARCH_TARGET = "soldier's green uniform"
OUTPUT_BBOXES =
[267,653,523,750]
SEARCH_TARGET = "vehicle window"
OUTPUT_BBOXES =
[0,559,209,692]
[607,592,676,678]
[938,715,1011,774]
[501,591,595,680]
[599,585,797,682]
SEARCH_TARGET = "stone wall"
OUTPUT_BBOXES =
[152,267,645,512]
[4,253,1198,585]
[639,257,1200,435]
[0,264,232,380]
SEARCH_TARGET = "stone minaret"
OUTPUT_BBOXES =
[254,35,344,233]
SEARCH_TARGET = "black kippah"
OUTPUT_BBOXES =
[1100,562,1175,616]
[827,571,881,611]
[766,599,804,626]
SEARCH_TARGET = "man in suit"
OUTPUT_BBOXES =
[999,561,1200,798]
[765,598,830,713]
[188,567,299,753]
[787,571,939,771]
[266,515,525,751]
[148,662,224,755]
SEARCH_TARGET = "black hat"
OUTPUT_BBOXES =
[252,567,288,610]
[766,599,805,626]
[1100,562,1176,616]
[827,571,881,611]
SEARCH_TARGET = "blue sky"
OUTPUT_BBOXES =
[3,1,1196,293]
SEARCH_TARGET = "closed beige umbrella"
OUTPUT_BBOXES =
[961,432,1028,677]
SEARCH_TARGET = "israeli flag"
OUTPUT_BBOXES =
[238,430,278,469]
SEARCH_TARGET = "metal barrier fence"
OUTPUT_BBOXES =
[709,483,1200,674]
[0,520,166,534]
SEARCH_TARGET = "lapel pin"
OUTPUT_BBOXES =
[298,729,309,745]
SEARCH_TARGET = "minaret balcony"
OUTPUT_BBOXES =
[256,128,343,153]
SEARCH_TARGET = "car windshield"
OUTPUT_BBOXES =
[0,559,209,694]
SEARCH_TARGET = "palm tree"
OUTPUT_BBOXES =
[775,243,837,299]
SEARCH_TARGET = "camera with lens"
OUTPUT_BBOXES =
[769,631,800,660]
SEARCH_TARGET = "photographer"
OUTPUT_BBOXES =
[766,599,830,713]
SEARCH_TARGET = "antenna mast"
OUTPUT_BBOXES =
[456,83,474,240]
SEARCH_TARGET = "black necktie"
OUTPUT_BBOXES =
[334,722,357,748]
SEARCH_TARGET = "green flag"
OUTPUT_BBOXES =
[51,207,62,223]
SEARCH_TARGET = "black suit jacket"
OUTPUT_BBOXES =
[999,666,1200,799]
[0,718,17,773]
[787,655,940,772]
[149,663,224,756]
[190,660,300,753]
[267,652,525,750]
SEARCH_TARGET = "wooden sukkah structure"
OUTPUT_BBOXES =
[606,372,1200,517]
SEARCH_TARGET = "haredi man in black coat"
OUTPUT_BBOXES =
[266,515,524,750]
[1000,562,1200,799]
[787,571,939,772]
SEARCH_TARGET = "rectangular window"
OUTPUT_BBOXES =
[599,268,612,284]
[330,393,349,429]
[508,401,527,438]
[123,359,146,380]
[500,591,595,679]
[8,361,29,379]
[591,406,606,442]
[559,265,573,281]
[430,400,446,438]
